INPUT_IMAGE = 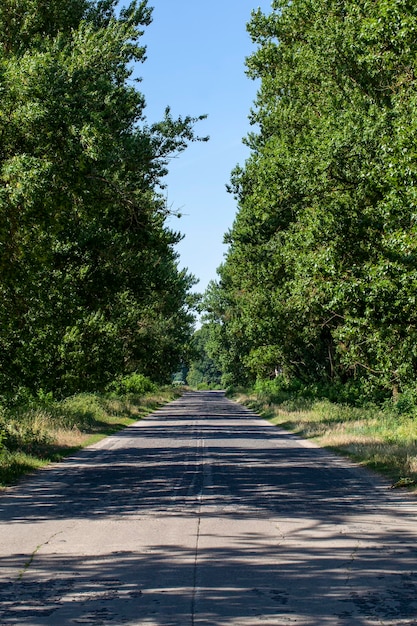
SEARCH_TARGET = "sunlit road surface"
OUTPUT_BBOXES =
[1,391,417,625]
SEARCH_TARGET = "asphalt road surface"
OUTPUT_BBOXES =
[1,390,417,625]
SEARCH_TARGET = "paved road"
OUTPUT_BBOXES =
[0,391,417,625]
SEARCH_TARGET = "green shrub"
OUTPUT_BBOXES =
[252,375,390,408]
[59,394,108,429]
[108,373,157,396]
[253,376,302,404]
[0,414,52,453]
[385,386,417,418]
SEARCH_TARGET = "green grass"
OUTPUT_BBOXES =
[233,391,417,490]
[0,386,184,488]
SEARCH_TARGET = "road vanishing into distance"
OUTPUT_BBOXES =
[1,390,417,625]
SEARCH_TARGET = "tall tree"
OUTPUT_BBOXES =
[0,0,205,398]
[208,0,417,394]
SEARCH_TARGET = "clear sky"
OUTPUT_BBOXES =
[133,1,272,294]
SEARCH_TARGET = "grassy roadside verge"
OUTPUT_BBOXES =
[231,389,417,492]
[0,386,184,489]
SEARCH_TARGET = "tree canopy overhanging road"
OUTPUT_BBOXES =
[1,391,417,625]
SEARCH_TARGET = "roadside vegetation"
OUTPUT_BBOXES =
[204,0,417,403]
[230,378,417,491]
[2,1,417,495]
[0,2,199,490]
[0,375,184,489]
[199,0,417,491]
[0,1,204,404]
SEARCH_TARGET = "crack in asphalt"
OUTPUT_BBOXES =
[18,531,63,580]
[344,538,362,588]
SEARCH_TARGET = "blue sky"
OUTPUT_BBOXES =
[134,1,272,294]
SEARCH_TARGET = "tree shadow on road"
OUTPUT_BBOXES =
[1,391,417,624]
[1,528,417,625]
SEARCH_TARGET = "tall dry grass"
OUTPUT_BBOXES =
[237,393,417,489]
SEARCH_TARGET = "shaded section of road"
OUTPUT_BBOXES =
[0,391,416,624]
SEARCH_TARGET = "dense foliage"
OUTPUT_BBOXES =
[0,0,205,401]
[206,0,417,398]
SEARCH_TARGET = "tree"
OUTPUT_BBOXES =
[208,0,417,395]
[0,0,206,399]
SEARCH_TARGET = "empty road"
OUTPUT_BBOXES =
[0,390,417,625]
